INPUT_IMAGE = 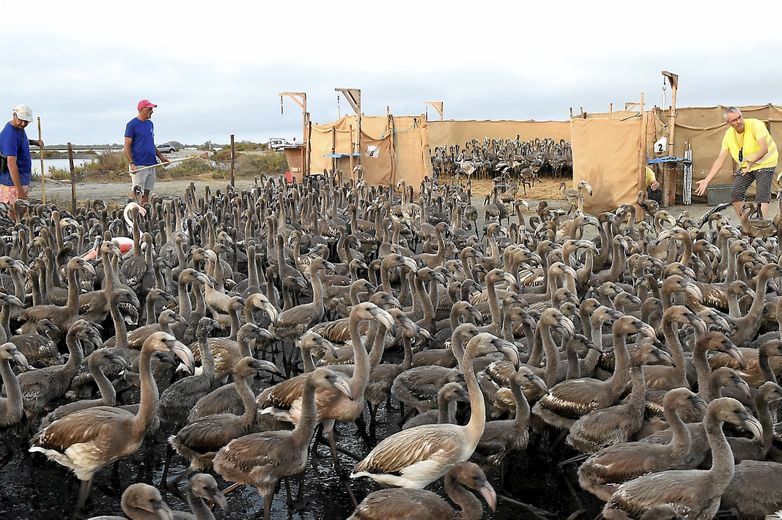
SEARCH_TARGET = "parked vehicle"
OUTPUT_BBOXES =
[157,143,178,153]
[268,138,294,151]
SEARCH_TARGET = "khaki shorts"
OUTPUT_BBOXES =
[130,165,156,192]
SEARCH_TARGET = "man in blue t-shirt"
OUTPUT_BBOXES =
[0,104,43,208]
[124,99,169,204]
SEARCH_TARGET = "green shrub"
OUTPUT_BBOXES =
[161,158,221,179]
[236,153,287,176]
[48,167,73,181]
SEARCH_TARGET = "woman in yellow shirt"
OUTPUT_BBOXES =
[645,166,661,202]
[695,107,778,219]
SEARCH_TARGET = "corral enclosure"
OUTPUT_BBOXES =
[290,103,782,212]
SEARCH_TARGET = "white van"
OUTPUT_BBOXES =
[268,138,293,151]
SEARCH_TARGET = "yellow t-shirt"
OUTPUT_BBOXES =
[721,118,778,172]
[644,166,657,188]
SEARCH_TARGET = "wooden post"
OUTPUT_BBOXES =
[230,134,235,188]
[388,113,396,188]
[609,102,613,116]
[335,88,362,166]
[67,142,76,213]
[662,71,679,207]
[331,126,336,173]
[349,125,354,179]
[425,101,444,121]
[306,118,311,177]
[637,93,648,216]
[37,117,46,204]
[279,92,309,176]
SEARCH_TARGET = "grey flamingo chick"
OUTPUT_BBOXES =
[0,342,29,428]
[8,318,60,368]
[365,309,430,437]
[29,332,188,516]
[159,318,216,427]
[728,381,782,462]
[348,461,497,520]
[402,382,469,430]
[351,333,518,489]
[602,397,762,520]
[185,323,279,423]
[473,366,547,467]
[175,473,228,519]
[533,316,657,430]
[19,256,95,334]
[87,474,227,520]
[566,341,673,454]
[167,356,273,488]
[86,482,172,519]
[39,348,129,430]
[577,388,707,502]
[213,367,353,520]
[18,319,102,423]
[391,323,478,414]
[720,460,782,519]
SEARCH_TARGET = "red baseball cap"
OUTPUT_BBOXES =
[137,99,157,110]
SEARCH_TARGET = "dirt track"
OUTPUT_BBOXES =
[28,177,259,206]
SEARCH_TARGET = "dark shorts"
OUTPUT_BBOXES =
[732,167,775,203]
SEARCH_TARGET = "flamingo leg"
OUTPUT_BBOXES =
[327,429,358,507]
[263,492,274,520]
[158,444,175,488]
[74,478,93,517]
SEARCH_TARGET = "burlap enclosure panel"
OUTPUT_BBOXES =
[571,116,643,213]
[428,120,570,148]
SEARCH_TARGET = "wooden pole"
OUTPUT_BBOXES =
[388,113,396,188]
[331,126,336,173]
[37,117,46,204]
[349,125,354,179]
[663,71,679,156]
[335,89,362,166]
[306,119,312,178]
[67,142,76,213]
[279,92,308,176]
[662,71,679,207]
[638,93,648,215]
[230,134,235,188]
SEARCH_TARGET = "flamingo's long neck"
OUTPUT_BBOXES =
[0,357,22,426]
[132,348,159,440]
[463,343,486,454]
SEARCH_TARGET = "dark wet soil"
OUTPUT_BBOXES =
[0,345,612,520]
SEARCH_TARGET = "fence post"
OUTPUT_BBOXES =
[37,117,46,204]
[67,142,76,213]
[230,134,235,188]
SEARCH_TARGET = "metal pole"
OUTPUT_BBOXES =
[37,117,46,204]
[67,142,76,213]
[230,134,235,188]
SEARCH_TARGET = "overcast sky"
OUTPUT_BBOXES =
[5,0,782,145]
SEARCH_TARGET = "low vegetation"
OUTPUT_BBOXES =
[45,143,288,181]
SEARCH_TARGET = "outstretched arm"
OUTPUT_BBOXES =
[695,148,731,196]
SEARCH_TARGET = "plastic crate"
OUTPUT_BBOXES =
[707,185,732,205]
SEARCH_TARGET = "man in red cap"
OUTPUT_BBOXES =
[123,99,169,204]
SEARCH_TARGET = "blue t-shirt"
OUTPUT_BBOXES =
[0,122,31,186]
[124,118,157,166]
